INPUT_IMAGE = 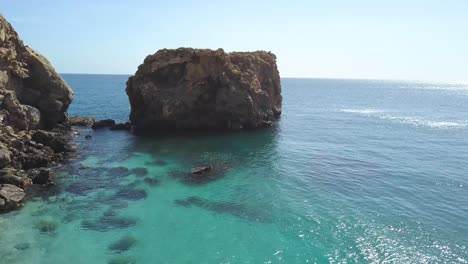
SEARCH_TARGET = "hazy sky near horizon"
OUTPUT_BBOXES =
[1,0,467,82]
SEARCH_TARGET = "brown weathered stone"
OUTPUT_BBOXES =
[0,184,25,211]
[126,48,282,131]
[0,15,74,211]
[69,116,95,127]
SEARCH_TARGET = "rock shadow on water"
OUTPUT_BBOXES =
[108,235,137,253]
[174,196,271,223]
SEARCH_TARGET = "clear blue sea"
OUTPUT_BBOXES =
[1,75,467,263]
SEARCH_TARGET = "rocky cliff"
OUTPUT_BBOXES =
[126,48,281,131]
[0,15,74,212]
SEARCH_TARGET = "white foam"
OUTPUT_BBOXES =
[379,115,467,129]
[339,108,467,129]
[339,108,385,114]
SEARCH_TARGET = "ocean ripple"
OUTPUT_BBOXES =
[339,108,467,129]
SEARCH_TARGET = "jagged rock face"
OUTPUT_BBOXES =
[126,48,282,131]
[0,15,74,130]
[0,16,74,212]
[0,184,25,212]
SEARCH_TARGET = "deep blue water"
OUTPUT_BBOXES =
[0,75,467,263]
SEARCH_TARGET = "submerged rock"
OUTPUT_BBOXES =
[143,177,159,187]
[114,188,147,201]
[81,215,138,232]
[170,164,227,185]
[108,235,137,253]
[14,242,30,251]
[65,167,123,195]
[130,167,148,177]
[108,167,131,178]
[126,48,282,131]
[175,196,270,223]
[191,165,212,174]
[34,219,58,234]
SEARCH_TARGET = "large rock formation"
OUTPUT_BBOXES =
[0,15,73,130]
[126,48,281,131]
[0,15,74,212]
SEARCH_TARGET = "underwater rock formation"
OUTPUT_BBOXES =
[126,48,282,131]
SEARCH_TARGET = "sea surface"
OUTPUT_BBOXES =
[1,75,467,263]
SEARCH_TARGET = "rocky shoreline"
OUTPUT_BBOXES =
[0,15,74,212]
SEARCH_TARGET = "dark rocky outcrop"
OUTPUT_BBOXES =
[126,48,282,131]
[0,15,74,212]
[92,119,115,129]
[110,122,131,131]
[0,16,73,129]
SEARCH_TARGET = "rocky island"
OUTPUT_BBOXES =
[126,48,282,131]
[0,15,74,211]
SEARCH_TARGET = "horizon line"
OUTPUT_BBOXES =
[59,73,467,85]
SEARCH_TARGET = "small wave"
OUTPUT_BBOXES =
[339,108,467,129]
[379,115,467,129]
[339,108,385,114]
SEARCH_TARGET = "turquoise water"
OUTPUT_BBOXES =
[1,75,467,263]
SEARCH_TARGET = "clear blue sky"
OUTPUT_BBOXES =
[1,0,467,82]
